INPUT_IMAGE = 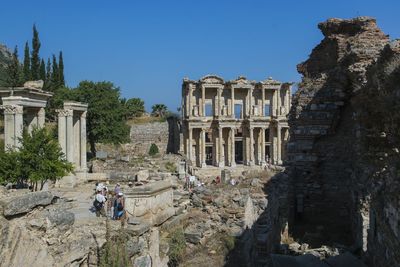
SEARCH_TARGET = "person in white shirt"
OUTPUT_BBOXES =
[94,189,107,217]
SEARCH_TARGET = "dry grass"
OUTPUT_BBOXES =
[127,116,164,125]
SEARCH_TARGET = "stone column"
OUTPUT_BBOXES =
[262,87,265,116]
[230,127,236,167]
[217,88,222,117]
[231,87,235,118]
[3,105,23,149]
[201,85,205,116]
[249,87,253,117]
[188,127,193,162]
[200,128,206,167]
[270,126,275,164]
[272,90,277,116]
[249,127,254,166]
[277,124,282,165]
[66,109,74,164]
[57,110,67,156]
[190,85,194,117]
[260,128,266,166]
[277,88,282,116]
[38,108,45,128]
[219,127,224,167]
[286,88,290,115]
[80,112,87,172]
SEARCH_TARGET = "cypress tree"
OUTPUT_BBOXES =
[45,58,51,88]
[6,46,22,88]
[51,54,59,89]
[39,59,46,81]
[58,51,65,86]
[23,42,30,82]
[30,24,41,80]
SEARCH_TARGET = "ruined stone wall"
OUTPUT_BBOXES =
[287,16,400,266]
[358,40,400,266]
[130,118,181,156]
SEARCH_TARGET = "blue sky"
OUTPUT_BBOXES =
[1,0,399,111]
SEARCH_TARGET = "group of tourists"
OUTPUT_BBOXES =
[93,182,126,221]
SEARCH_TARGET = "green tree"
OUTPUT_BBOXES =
[45,58,51,89]
[39,58,46,81]
[18,127,73,191]
[0,150,21,185]
[148,143,159,156]
[51,54,59,89]
[71,81,130,154]
[23,41,30,82]
[151,103,168,117]
[30,24,41,80]
[58,51,65,86]
[124,97,145,118]
[0,127,72,190]
[5,46,22,88]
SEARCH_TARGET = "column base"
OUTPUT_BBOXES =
[201,162,207,168]
[246,160,255,166]
[218,161,225,168]
[230,162,236,168]
[259,161,266,166]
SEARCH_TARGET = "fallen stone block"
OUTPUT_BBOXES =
[0,191,54,217]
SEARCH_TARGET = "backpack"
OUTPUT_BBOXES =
[93,199,103,210]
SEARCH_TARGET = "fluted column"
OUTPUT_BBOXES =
[248,127,254,166]
[38,108,45,128]
[188,127,193,162]
[230,127,236,167]
[260,128,266,166]
[2,105,23,149]
[57,109,67,156]
[80,111,87,172]
[231,87,235,118]
[262,87,265,116]
[201,85,205,116]
[219,127,224,167]
[200,128,206,167]
[188,84,193,117]
[66,109,74,164]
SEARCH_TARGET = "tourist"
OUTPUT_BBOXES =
[114,183,121,195]
[113,192,125,220]
[94,188,107,217]
[128,181,133,188]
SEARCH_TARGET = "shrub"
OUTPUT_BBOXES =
[168,227,186,267]
[148,143,159,156]
[165,162,176,173]
[99,219,130,267]
[222,234,236,251]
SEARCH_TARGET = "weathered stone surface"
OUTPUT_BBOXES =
[137,169,150,181]
[0,191,54,217]
[133,255,151,267]
[24,80,44,90]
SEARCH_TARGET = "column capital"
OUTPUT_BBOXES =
[1,105,23,115]
[56,109,73,117]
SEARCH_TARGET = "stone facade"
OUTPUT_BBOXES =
[181,75,292,168]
